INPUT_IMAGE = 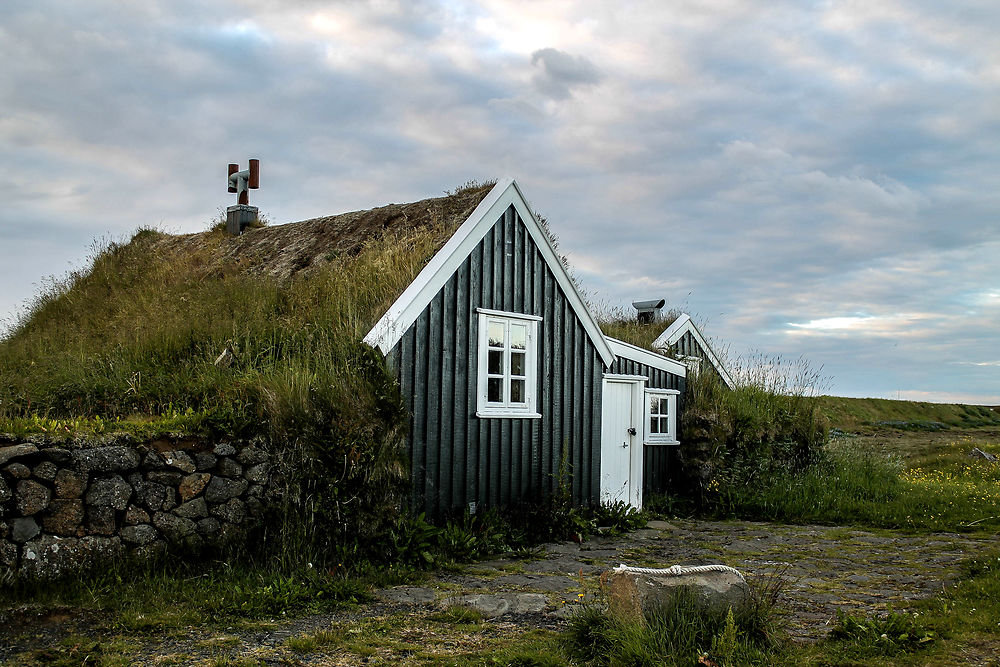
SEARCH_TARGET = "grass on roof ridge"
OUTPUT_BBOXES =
[0,215,452,434]
[597,308,681,353]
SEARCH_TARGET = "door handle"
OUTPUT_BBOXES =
[627,427,637,436]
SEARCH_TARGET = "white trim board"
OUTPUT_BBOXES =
[652,314,735,389]
[364,178,616,367]
[606,337,688,376]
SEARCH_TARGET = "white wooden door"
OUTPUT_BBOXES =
[601,379,643,508]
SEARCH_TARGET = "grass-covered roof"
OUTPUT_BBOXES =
[0,182,494,437]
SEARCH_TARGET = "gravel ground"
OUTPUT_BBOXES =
[3,519,996,665]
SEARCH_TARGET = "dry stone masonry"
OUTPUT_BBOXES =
[0,435,273,580]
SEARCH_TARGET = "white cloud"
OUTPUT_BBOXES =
[2,0,999,404]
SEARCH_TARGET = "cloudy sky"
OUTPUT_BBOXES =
[2,0,998,404]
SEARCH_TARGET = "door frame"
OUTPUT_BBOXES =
[600,374,647,509]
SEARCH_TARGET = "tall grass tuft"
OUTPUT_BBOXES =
[676,352,829,505]
[563,574,785,667]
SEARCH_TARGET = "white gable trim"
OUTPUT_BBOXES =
[652,314,735,389]
[364,178,616,367]
[606,337,687,377]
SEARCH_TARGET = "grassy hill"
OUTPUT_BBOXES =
[817,395,1000,431]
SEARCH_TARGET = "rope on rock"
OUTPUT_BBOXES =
[613,563,746,583]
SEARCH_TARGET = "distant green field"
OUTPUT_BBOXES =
[817,395,1000,431]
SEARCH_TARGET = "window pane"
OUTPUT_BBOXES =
[510,379,525,403]
[487,378,503,402]
[650,417,659,434]
[510,323,527,350]
[488,350,504,375]
[649,396,660,415]
[659,417,670,435]
[488,321,505,347]
[510,351,525,376]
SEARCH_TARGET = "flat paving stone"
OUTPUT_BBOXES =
[375,586,437,605]
[493,574,578,592]
[442,592,549,617]
[530,558,600,574]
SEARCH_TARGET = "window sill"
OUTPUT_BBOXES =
[476,411,542,419]
[645,440,680,446]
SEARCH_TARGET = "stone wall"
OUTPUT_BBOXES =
[0,435,273,580]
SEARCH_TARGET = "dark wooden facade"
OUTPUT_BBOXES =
[387,204,605,518]
[606,356,685,496]
[670,329,728,387]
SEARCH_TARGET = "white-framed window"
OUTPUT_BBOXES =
[476,308,540,418]
[645,389,679,445]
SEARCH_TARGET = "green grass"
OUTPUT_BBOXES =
[562,576,784,667]
[794,550,1000,666]
[286,627,342,653]
[597,311,680,352]
[817,396,1000,432]
[0,558,374,635]
[691,436,1000,534]
[0,223,436,430]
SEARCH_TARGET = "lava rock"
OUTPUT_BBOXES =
[196,517,221,535]
[0,540,17,567]
[210,498,245,524]
[87,505,116,535]
[125,505,150,525]
[11,517,40,543]
[6,463,31,479]
[43,499,85,537]
[609,566,751,620]
[194,453,217,472]
[73,447,140,473]
[236,446,267,466]
[54,469,88,499]
[173,497,209,519]
[135,480,169,511]
[32,461,58,481]
[213,443,236,457]
[244,463,270,484]
[152,512,197,543]
[178,473,211,502]
[0,444,38,466]
[17,479,52,515]
[20,535,124,580]
[120,524,159,546]
[85,475,131,510]
[162,451,196,474]
[146,471,183,486]
[204,476,247,503]
[216,457,242,478]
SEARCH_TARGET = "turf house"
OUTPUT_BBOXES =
[0,178,688,529]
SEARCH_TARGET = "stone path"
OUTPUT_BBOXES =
[374,519,995,642]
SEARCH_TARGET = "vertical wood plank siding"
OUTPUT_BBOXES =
[388,205,604,518]
[607,357,686,496]
[672,330,727,386]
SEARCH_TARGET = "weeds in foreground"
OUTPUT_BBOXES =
[563,573,786,667]
[828,609,935,658]
[0,557,373,635]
